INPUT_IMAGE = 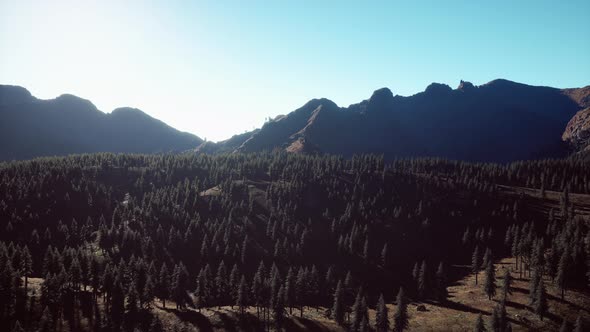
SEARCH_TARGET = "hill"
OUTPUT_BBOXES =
[196,79,590,163]
[0,85,203,160]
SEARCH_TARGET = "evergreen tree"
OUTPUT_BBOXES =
[473,314,486,332]
[171,263,189,309]
[142,275,155,309]
[331,280,345,325]
[490,306,500,332]
[375,293,389,332]
[236,275,248,315]
[529,268,541,305]
[472,246,480,285]
[534,279,548,321]
[393,287,409,332]
[20,246,32,295]
[435,261,448,302]
[484,260,496,300]
[157,263,170,308]
[556,249,569,300]
[11,321,24,332]
[350,287,364,332]
[418,260,428,299]
[574,315,584,332]
[559,318,569,332]
[149,316,165,332]
[501,269,512,301]
[273,285,286,330]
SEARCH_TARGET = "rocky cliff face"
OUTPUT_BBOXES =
[563,108,590,152]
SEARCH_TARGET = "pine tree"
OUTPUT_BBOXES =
[574,315,584,332]
[283,267,296,315]
[39,306,54,332]
[497,301,507,331]
[20,246,32,295]
[215,261,228,308]
[435,261,448,302]
[110,281,125,327]
[418,260,428,299]
[534,279,548,321]
[393,287,409,332]
[473,314,486,332]
[501,269,512,301]
[295,266,307,317]
[157,263,170,308]
[559,318,569,332]
[273,285,286,330]
[236,275,248,315]
[126,282,140,328]
[350,287,364,332]
[472,246,480,285]
[529,268,541,305]
[142,276,155,309]
[11,321,24,332]
[149,316,164,332]
[490,306,500,332]
[556,249,569,300]
[171,263,189,309]
[484,260,496,300]
[381,243,389,267]
[375,293,389,332]
[331,280,345,325]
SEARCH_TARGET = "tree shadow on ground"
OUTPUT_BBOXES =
[283,316,334,332]
[161,307,214,332]
[423,299,490,315]
[215,311,263,332]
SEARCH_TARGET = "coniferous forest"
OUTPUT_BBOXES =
[0,152,589,331]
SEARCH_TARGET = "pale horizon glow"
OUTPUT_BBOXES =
[1,1,589,142]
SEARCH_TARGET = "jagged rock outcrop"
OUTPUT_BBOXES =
[563,108,590,152]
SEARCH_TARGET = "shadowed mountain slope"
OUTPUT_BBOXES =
[230,79,589,163]
[0,85,202,160]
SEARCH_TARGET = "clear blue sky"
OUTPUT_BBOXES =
[1,1,589,141]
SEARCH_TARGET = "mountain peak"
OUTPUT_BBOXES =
[0,85,35,106]
[368,87,394,112]
[54,94,99,112]
[457,80,475,91]
[425,83,453,95]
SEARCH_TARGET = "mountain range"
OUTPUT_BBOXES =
[0,85,202,160]
[201,79,590,162]
[2,80,589,162]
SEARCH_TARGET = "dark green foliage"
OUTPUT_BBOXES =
[473,314,486,332]
[273,285,285,329]
[331,280,345,325]
[501,269,512,301]
[375,293,389,332]
[435,262,448,302]
[484,260,496,300]
[236,275,248,315]
[418,260,428,299]
[393,287,409,332]
[0,151,588,330]
[472,246,480,285]
[534,280,548,320]
[574,315,584,332]
[560,318,569,332]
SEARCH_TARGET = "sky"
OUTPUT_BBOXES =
[1,1,589,142]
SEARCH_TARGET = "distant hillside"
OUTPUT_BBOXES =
[213,79,590,163]
[0,85,203,160]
